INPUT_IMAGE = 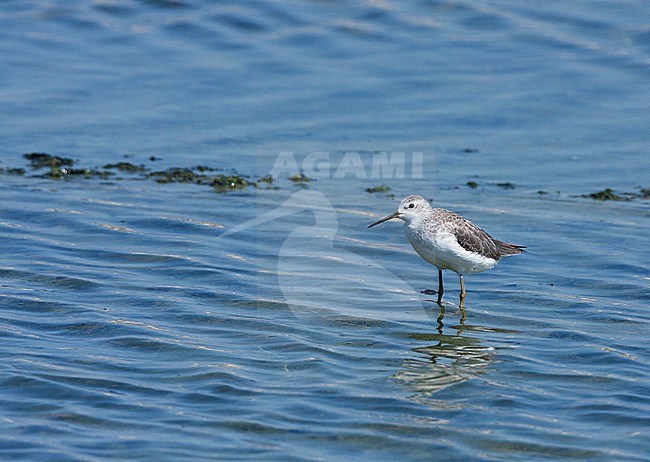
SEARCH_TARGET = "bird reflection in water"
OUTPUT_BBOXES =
[394,306,510,396]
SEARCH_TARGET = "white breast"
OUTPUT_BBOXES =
[404,220,497,275]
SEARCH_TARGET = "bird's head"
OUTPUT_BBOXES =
[367,194,430,228]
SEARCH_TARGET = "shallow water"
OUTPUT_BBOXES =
[1,1,650,461]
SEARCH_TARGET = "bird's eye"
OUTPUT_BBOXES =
[408,203,415,209]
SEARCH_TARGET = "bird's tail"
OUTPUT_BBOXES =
[494,239,526,257]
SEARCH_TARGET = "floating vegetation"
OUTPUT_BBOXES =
[103,162,147,173]
[288,172,312,183]
[147,168,256,192]
[44,167,113,179]
[365,185,390,193]
[580,187,650,201]
[211,174,253,192]
[1,152,266,194]
[147,167,213,185]
[194,165,219,173]
[24,152,74,169]
[4,168,26,175]
[21,152,113,179]
[257,175,279,190]
[586,188,627,201]
[10,152,646,203]
[583,188,629,201]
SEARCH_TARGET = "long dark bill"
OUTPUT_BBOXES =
[367,211,401,228]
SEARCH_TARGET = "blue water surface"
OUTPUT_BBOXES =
[1,1,649,460]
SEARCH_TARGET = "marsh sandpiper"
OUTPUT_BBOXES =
[368,195,525,307]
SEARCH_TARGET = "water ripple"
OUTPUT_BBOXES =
[1,0,650,460]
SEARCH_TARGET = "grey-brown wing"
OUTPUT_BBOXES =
[441,210,501,260]
[493,239,526,256]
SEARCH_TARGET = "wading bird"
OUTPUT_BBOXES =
[368,195,524,307]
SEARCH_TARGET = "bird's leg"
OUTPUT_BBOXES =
[436,305,445,332]
[458,274,466,308]
[436,269,444,305]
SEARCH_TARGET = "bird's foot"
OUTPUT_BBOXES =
[421,289,437,295]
